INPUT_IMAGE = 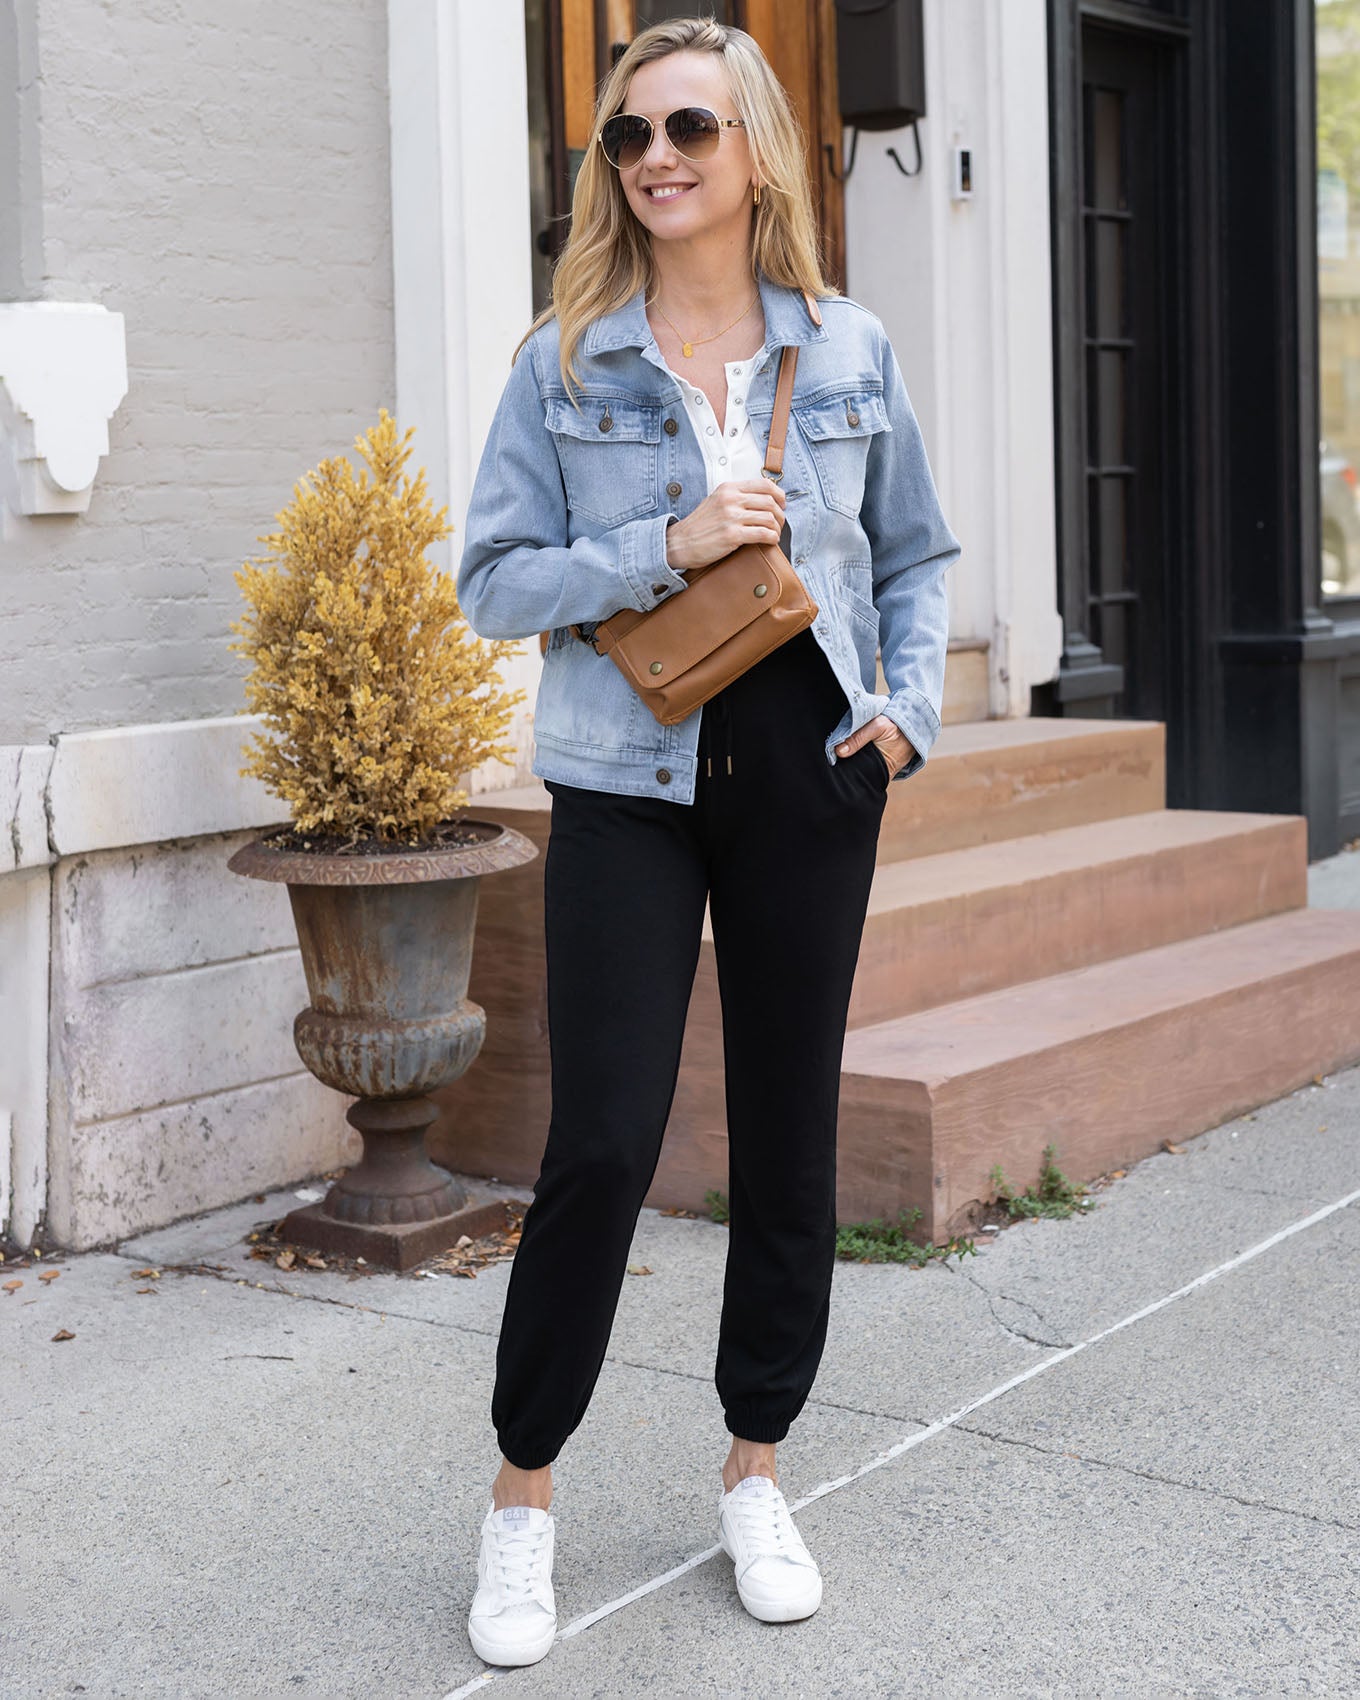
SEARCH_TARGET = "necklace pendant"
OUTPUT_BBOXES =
[682,342,693,358]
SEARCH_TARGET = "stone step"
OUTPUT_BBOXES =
[877,715,1165,863]
[432,717,1181,1207]
[432,802,1312,1214]
[822,808,1305,1027]
[463,715,1166,867]
[832,907,1360,1244]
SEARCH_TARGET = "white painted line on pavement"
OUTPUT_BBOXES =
[441,1182,1360,1698]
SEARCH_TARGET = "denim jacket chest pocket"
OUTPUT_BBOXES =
[544,393,662,527]
[792,388,891,519]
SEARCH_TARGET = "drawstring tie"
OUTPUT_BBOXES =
[703,692,734,778]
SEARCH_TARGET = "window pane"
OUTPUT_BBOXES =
[1088,88,1125,212]
[1088,475,1129,597]
[1087,348,1128,466]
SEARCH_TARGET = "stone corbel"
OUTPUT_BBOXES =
[0,302,129,515]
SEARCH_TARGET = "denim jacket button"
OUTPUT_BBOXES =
[663,417,680,435]
[666,481,683,499]
[651,583,668,597]
[656,767,672,784]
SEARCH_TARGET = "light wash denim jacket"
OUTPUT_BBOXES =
[458,275,961,806]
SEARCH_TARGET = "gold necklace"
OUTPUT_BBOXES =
[650,291,759,358]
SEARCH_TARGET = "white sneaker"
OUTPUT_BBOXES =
[467,1502,557,1667]
[717,1474,823,1623]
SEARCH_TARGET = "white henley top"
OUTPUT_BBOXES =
[663,357,766,493]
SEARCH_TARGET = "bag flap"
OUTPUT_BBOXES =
[606,546,791,690]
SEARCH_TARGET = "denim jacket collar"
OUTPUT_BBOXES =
[581,274,829,361]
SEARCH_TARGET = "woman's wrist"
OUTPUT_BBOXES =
[664,516,692,573]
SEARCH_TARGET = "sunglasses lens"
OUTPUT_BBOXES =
[666,107,721,160]
[602,113,652,168]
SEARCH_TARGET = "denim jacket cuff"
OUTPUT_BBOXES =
[622,514,690,610]
[879,686,942,780]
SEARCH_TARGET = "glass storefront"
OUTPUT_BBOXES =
[1317,0,1360,596]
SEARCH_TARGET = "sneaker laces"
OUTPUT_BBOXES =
[729,1489,805,1564]
[488,1524,552,1603]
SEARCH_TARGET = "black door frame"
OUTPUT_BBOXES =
[1044,0,1206,804]
[1045,0,1360,856]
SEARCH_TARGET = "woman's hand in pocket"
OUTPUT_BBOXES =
[664,478,786,572]
[835,715,916,780]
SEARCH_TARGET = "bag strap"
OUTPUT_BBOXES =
[762,344,799,482]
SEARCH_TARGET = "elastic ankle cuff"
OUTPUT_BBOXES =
[724,1409,793,1445]
[497,1436,561,1472]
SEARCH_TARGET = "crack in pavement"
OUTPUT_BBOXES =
[954,1264,1074,1349]
[953,1420,1360,1534]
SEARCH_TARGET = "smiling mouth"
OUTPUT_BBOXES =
[644,183,696,201]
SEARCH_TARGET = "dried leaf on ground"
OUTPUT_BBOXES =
[132,1268,161,1279]
[3,1280,22,1294]
[37,1269,61,1284]
[626,1264,653,1277]
[51,1328,75,1341]
[1161,1140,1186,1155]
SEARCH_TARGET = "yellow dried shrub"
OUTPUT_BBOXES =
[230,411,524,843]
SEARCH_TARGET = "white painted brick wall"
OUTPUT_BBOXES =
[2,0,394,745]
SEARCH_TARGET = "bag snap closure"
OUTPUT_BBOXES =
[649,661,664,674]
[753,583,768,598]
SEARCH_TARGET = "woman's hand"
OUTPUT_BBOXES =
[835,715,917,779]
[665,478,787,573]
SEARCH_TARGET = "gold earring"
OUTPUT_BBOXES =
[753,182,760,206]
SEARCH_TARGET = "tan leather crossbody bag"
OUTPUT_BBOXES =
[536,307,820,727]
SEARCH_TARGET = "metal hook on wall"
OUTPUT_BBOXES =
[827,121,924,183]
[825,127,861,183]
[886,121,924,178]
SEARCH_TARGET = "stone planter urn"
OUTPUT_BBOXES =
[228,819,538,1269]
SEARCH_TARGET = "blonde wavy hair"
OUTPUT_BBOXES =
[520,16,833,396]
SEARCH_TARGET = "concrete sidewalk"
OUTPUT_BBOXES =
[4,853,1360,1699]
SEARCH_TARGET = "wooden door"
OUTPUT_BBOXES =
[526,0,845,309]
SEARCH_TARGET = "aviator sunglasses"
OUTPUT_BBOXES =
[598,105,746,170]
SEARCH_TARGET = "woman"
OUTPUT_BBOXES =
[457,17,959,1669]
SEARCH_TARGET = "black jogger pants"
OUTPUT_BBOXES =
[492,627,890,1470]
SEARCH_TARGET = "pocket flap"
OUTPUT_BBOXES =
[544,395,661,444]
[793,391,890,441]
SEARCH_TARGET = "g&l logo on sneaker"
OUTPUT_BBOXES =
[501,1507,530,1525]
